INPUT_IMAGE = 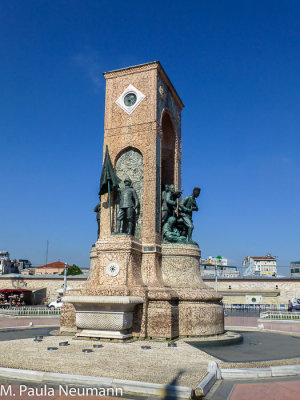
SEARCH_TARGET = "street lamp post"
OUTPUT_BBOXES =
[63,262,68,293]
[215,260,218,292]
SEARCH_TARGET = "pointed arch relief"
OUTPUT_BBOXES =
[114,147,143,239]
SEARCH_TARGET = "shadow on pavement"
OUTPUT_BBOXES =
[0,327,58,341]
[187,331,300,362]
[163,370,184,400]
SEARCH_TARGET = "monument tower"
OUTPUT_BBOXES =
[94,62,183,287]
[61,62,224,340]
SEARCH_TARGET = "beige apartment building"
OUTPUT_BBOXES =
[243,254,277,276]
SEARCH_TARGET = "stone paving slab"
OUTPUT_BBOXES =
[230,380,300,400]
[206,376,300,400]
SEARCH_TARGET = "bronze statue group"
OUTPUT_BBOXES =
[95,176,200,245]
[161,185,200,245]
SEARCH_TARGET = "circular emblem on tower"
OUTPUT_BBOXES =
[115,84,146,115]
[124,92,137,107]
[105,262,120,277]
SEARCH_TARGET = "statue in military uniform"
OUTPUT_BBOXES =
[178,187,201,244]
[116,178,140,235]
[94,201,101,239]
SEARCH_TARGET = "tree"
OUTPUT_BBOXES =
[61,264,83,276]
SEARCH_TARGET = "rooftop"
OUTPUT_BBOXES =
[35,261,71,269]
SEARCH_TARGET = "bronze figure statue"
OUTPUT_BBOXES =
[161,184,182,228]
[162,216,187,243]
[116,178,140,235]
[178,187,201,244]
[94,201,101,239]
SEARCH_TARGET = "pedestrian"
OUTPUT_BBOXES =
[288,299,293,312]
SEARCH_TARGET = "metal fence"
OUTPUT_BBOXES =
[0,306,61,316]
[260,310,300,320]
[223,304,286,312]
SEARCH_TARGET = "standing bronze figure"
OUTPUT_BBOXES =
[178,187,201,243]
[161,184,181,228]
[94,201,101,239]
[116,178,140,235]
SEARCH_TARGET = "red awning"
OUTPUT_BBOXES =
[0,289,32,293]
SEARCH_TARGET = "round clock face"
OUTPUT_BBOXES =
[124,92,137,107]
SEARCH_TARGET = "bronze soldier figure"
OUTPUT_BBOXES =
[116,178,140,235]
[94,201,101,239]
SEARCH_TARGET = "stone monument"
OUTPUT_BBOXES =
[61,61,224,340]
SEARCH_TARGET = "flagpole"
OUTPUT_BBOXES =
[108,179,112,233]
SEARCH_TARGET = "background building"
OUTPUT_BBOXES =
[290,261,300,277]
[201,255,228,266]
[0,252,11,274]
[200,255,239,277]
[33,261,70,275]
[243,254,277,276]
[18,259,32,271]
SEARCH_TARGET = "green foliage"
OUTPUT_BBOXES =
[61,264,83,276]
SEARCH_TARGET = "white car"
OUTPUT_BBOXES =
[47,298,62,309]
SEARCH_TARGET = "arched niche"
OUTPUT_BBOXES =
[161,111,177,188]
[115,147,143,239]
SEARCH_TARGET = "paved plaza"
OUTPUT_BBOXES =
[0,315,299,399]
[0,334,212,388]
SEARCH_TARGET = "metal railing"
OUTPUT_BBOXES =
[0,306,61,316]
[260,311,300,320]
[223,304,285,312]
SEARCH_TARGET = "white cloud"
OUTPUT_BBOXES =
[72,48,104,91]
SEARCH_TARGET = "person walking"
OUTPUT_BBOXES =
[288,299,293,312]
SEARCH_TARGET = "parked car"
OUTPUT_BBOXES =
[291,298,300,311]
[47,298,62,309]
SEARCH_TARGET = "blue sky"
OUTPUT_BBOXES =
[1,1,299,271]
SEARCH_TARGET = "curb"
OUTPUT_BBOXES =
[220,364,300,379]
[224,325,258,330]
[0,325,59,331]
[0,367,193,399]
[194,361,300,398]
[194,361,221,398]
[225,324,300,336]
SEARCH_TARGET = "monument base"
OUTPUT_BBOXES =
[76,329,133,340]
[62,295,143,340]
[61,242,224,339]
